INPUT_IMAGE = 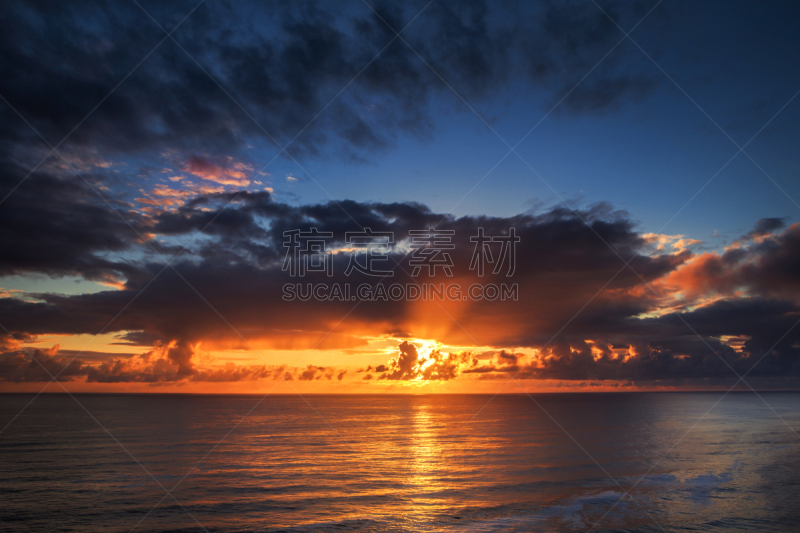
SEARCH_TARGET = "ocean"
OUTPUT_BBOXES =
[1,392,799,532]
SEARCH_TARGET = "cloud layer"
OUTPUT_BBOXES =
[1,168,799,385]
[0,0,661,167]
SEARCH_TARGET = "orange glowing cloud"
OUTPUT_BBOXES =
[660,252,742,301]
[183,156,252,186]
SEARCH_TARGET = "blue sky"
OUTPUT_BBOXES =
[87,0,798,247]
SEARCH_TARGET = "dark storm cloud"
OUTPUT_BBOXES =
[493,296,800,382]
[0,183,684,372]
[0,0,661,166]
[1,178,799,384]
[747,217,787,239]
[0,163,143,284]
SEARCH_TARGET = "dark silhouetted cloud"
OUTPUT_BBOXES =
[0,0,662,168]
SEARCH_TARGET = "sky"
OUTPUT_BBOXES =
[1,0,800,393]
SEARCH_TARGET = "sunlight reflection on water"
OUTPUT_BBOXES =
[1,392,799,532]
